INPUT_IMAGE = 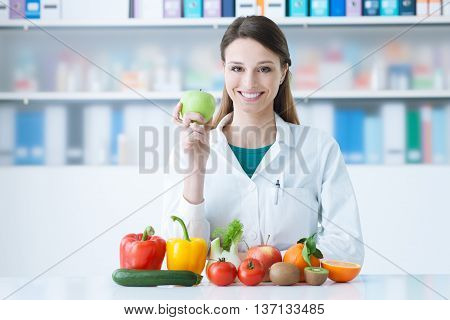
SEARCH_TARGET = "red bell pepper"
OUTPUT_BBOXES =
[120,226,166,270]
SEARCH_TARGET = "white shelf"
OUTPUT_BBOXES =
[0,90,449,104]
[1,16,450,29]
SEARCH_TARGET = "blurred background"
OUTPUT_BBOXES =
[0,0,449,279]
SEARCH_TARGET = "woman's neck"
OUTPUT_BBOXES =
[224,109,277,148]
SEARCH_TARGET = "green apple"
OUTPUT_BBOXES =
[180,90,216,123]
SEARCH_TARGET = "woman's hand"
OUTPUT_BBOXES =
[172,101,212,173]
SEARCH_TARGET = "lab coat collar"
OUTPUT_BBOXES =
[214,112,294,147]
[211,111,294,179]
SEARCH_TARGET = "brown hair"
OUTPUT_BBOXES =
[212,15,299,128]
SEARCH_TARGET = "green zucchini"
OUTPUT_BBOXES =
[112,269,203,287]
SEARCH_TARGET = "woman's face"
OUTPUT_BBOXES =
[223,37,287,116]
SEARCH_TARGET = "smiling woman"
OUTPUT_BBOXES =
[215,15,299,129]
[162,16,365,272]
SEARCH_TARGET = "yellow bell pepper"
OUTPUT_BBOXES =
[166,215,208,274]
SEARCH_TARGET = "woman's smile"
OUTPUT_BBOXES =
[238,90,265,103]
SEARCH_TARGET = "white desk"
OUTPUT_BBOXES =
[1,275,448,300]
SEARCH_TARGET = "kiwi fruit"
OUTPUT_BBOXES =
[304,267,329,286]
[269,262,300,286]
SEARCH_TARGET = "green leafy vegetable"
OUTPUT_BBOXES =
[212,219,243,252]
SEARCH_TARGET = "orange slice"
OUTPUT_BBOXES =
[321,260,361,283]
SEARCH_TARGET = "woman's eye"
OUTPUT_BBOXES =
[259,66,271,73]
[231,66,242,72]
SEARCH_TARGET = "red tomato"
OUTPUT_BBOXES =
[207,259,237,286]
[238,258,265,286]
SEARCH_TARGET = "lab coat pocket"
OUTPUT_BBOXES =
[282,187,319,215]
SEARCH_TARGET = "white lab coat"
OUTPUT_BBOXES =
[161,112,365,266]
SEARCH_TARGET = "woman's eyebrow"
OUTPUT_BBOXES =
[227,61,275,65]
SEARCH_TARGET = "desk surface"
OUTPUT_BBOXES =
[1,275,449,300]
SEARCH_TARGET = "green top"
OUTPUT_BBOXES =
[229,143,273,178]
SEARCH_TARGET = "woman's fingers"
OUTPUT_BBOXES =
[182,112,206,126]
[172,101,183,125]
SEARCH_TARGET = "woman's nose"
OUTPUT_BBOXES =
[241,71,257,88]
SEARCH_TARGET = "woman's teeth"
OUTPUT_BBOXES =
[239,92,262,99]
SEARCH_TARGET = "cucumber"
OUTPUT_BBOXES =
[112,269,203,287]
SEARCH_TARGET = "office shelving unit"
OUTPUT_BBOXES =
[1,16,450,29]
[1,16,449,167]
[0,90,449,104]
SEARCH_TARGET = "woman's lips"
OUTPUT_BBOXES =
[238,91,264,102]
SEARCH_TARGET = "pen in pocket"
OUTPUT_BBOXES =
[274,179,280,205]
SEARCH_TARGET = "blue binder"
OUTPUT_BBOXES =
[380,0,399,15]
[330,0,346,16]
[25,0,40,19]
[184,0,202,17]
[222,0,235,16]
[349,109,365,164]
[363,0,379,15]
[399,0,415,15]
[15,110,45,165]
[288,0,309,16]
[335,109,351,163]
[310,0,328,16]
[431,107,447,164]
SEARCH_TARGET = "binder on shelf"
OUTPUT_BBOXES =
[15,109,45,165]
[236,0,257,16]
[330,0,346,16]
[420,104,432,164]
[346,0,362,16]
[335,109,365,164]
[363,0,380,15]
[431,107,447,164]
[0,107,15,166]
[382,103,406,165]
[66,107,83,165]
[429,0,442,16]
[406,108,422,163]
[110,108,124,165]
[310,0,329,16]
[10,0,25,19]
[222,0,235,16]
[25,0,40,19]
[0,1,9,21]
[61,0,129,20]
[257,0,264,15]
[380,0,399,15]
[134,0,164,19]
[164,0,182,17]
[129,0,134,17]
[41,0,60,20]
[444,0,450,16]
[447,105,450,164]
[183,0,202,17]
[264,0,285,18]
[416,0,428,15]
[399,0,416,15]
[83,105,111,165]
[335,109,351,163]
[364,111,382,164]
[203,0,221,17]
[45,105,66,166]
[287,0,308,16]
[311,103,334,136]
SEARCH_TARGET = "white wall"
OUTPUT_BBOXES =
[0,165,449,277]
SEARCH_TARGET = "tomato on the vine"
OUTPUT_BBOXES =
[207,258,237,286]
[238,258,265,286]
